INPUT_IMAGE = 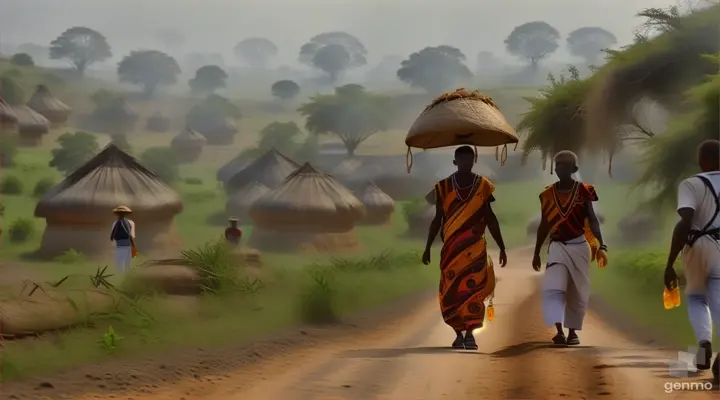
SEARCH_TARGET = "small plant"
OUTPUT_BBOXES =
[183,177,203,185]
[99,325,123,352]
[8,218,35,243]
[0,176,23,195]
[33,177,56,198]
[54,249,86,264]
[299,268,338,324]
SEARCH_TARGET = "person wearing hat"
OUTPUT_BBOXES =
[225,217,243,247]
[111,205,136,274]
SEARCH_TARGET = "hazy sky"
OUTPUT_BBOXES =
[0,0,684,66]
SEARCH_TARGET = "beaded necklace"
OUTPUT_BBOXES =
[452,173,478,202]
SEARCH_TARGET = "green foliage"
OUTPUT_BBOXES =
[0,202,5,217]
[0,76,25,105]
[99,326,123,352]
[186,94,242,127]
[49,26,112,75]
[397,46,473,95]
[8,218,35,243]
[54,249,87,264]
[402,198,428,220]
[33,177,56,198]
[293,134,320,163]
[89,89,118,108]
[298,84,390,156]
[505,21,560,67]
[140,147,180,183]
[517,66,592,166]
[184,190,217,204]
[49,132,99,176]
[0,176,24,195]
[183,177,203,185]
[612,249,668,287]
[257,121,302,154]
[117,50,181,96]
[271,79,300,100]
[0,136,18,167]
[10,53,34,67]
[189,65,227,94]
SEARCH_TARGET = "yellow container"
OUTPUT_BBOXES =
[487,303,495,321]
[663,286,681,309]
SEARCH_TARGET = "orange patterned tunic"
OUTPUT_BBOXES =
[435,174,496,331]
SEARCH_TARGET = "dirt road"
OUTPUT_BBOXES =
[4,249,718,399]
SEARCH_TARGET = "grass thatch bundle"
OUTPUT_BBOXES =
[426,88,499,110]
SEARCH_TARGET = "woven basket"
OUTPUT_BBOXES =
[405,90,518,149]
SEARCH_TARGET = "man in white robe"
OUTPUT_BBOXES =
[110,205,136,274]
[665,139,720,384]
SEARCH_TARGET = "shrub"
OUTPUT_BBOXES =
[184,190,217,203]
[140,147,180,183]
[54,249,86,264]
[49,132,100,175]
[33,177,56,198]
[0,135,18,167]
[402,198,427,220]
[183,177,203,185]
[0,176,24,195]
[613,249,670,287]
[8,218,35,243]
[10,53,34,67]
[299,268,338,324]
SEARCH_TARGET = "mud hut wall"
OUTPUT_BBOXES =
[248,228,360,253]
[39,217,181,258]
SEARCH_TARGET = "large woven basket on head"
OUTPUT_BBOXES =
[405,89,519,149]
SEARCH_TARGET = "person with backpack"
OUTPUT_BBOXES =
[110,205,136,274]
[664,139,720,385]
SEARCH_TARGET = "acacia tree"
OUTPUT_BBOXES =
[271,80,300,100]
[567,27,617,65]
[234,37,278,68]
[298,84,389,156]
[117,50,181,97]
[49,27,112,76]
[504,21,560,70]
[397,46,473,95]
[189,65,228,94]
[298,32,367,84]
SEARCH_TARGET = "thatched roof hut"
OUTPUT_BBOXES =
[13,105,50,146]
[34,144,184,258]
[171,126,207,163]
[26,85,72,125]
[225,181,269,222]
[248,163,365,252]
[191,116,238,145]
[225,148,299,193]
[146,111,172,132]
[355,182,395,225]
[0,96,18,132]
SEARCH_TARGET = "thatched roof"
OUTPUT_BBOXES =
[35,144,183,220]
[225,181,269,219]
[13,105,50,134]
[249,163,364,225]
[356,182,394,213]
[27,85,72,122]
[0,96,18,126]
[225,148,299,191]
[217,153,250,183]
[171,126,207,147]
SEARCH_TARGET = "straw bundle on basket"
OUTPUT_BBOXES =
[355,182,395,225]
[13,105,50,146]
[26,84,72,125]
[0,96,18,132]
[0,289,116,337]
[171,126,207,163]
[249,163,365,252]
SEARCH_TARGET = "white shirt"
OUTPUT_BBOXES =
[677,172,720,231]
[111,219,136,239]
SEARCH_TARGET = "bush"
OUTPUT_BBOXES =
[0,176,24,195]
[183,177,203,185]
[402,198,427,220]
[8,218,35,243]
[10,53,34,67]
[184,190,217,203]
[0,136,18,167]
[299,268,338,324]
[140,147,180,183]
[49,132,100,176]
[54,249,86,264]
[613,249,670,287]
[33,177,56,198]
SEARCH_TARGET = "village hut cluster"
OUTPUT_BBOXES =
[0,85,71,146]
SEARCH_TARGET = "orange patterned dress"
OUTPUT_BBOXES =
[435,174,496,331]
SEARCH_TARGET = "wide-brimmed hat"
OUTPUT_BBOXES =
[228,216,239,222]
[113,205,132,213]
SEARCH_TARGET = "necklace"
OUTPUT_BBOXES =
[452,173,478,202]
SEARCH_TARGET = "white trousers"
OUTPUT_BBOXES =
[542,237,591,330]
[115,246,132,274]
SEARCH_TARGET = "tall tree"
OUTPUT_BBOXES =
[271,80,301,101]
[234,37,278,68]
[567,27,617,65]
[298,84,389,156]
[504,21,560,70]
[311,44,351,84]
[189,65,228,95]
[117,50,181,97]
[298,32,367,84]
[397,46,473,95]
[49,27,112,76]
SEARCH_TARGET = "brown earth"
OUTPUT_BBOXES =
[1,248,718,399]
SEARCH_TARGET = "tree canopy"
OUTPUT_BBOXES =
[234,38,278,68]
[189,65,228,94]
[49,131,99,175]
[49,27,112,76]
[298,84,389,156]
[117,50,181,97]
[271,80,301,100]
[299,32,367,84]
[397,46,473,95]
[10,53,34,67]
[567,27,617,65]
[504,21,560,69]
